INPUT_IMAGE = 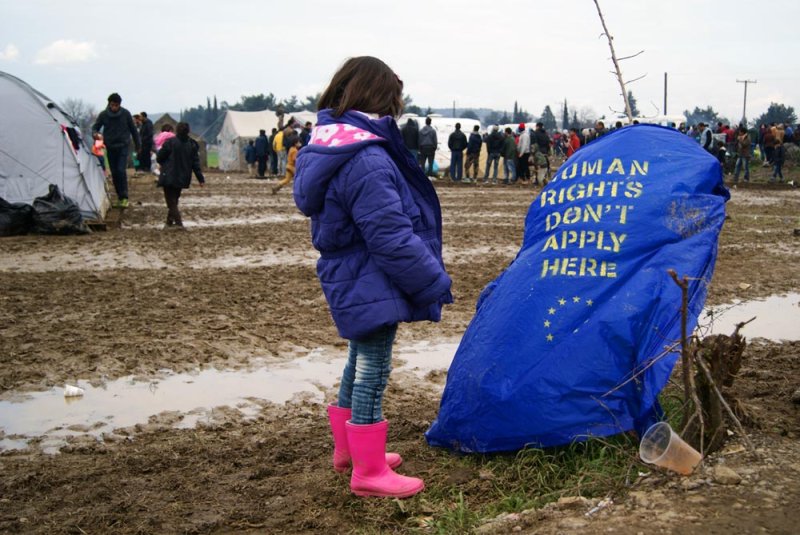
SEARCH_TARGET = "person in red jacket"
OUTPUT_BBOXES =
[566,128,581,158]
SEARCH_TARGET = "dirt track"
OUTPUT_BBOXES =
[0,168,798,533]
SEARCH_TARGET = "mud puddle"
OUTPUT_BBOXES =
[0,341,459,453]
[703,292,800,340]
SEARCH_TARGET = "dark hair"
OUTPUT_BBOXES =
[504,127,512,134]
[536,122,544,128]
[160,124,173,132]
[318,56,403,118]
[425,117,432,125]
[259,129,266,135]
[176,121,190,139]
[107,93,122,104]
[473,125,480,131]
[140,111,147,118]
[455,122,461,129]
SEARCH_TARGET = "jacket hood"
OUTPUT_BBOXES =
[293,115,385,216]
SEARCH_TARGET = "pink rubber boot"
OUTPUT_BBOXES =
[346,420,424,498]
[327,404,402,472]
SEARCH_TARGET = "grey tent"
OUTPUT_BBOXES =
[0,71,109,222]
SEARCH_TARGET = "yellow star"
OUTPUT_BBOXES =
[558,298,567,306]
[544,320,551,328]
[548,307,556,315]
[573,296,581,303]
[586,299,593,306]
[546,334,554,342]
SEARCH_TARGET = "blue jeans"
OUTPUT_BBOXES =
[484,153,500,180]
[772,163,783,181]
[106,145,129,200]
[337,324,398,424]
[504,158,516,182]
[450,151,463,181]
[733,156,750,181]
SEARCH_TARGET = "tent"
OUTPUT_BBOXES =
[0,71,109,222]
[152,113,208,169]
[217,109,317,171]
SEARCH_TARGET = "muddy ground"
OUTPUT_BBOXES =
[0,165,799,534]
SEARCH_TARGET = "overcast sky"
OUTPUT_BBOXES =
[2,0,798,124]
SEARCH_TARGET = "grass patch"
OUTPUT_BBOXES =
[206,147,219,169]
[351,433,641,533]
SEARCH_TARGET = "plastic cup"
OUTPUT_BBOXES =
[639,422,702,475]
[64,384,85,397]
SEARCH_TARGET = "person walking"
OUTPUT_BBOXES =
[293,56,452,499]
[483,125,503,183]
[155,122,205,229]
[92,93,140,208]
[733,125,751,183]
[254,129,270,177]
[271,137,300,194]
[268,128,279,175]
[464,125,482,182]
[418,117,438,177]
[447,122,467,182]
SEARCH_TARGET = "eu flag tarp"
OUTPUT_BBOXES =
[426,125,729,453]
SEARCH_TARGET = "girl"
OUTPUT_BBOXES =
[293,56,452,498]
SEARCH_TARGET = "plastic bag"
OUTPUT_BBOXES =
[31,185,89,235]
[0,197,34,236]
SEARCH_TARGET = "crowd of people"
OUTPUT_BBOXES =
[397,116,797,187]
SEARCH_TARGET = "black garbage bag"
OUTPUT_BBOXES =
[31,185,89,235]
[0,197,35,236]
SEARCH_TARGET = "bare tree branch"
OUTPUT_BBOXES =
[592,0,634,121]
[617,50,645,61]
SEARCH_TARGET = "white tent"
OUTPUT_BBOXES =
[0,71,109,222]
[217,109,317,171]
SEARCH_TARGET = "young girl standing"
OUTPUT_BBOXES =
[293,56,452,498]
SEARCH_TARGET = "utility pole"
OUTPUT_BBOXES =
[452,100,456,118]
[736,79,757,125]
[663,72,668,115]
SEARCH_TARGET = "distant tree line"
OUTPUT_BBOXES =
[57,91,797,146]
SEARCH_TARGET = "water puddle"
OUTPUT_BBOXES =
[703,292,800,341]
[0,342,459,454]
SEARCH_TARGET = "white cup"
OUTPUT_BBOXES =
[64,384,85,397]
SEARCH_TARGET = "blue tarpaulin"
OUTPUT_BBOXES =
[426,125,729,453]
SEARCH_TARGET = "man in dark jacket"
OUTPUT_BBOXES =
[465,125,482,182]
[448,123,468,182]
[254,129,270,177]
[92,93,140,208]
[268,128,279,175]
[483,125,504,183]
[401,118,420,162]
[418,117,438,177]
[532,122,552,184]
[138,111,154,174]
[156,121,205,228]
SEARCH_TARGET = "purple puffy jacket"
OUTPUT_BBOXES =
[293,110,453,340]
